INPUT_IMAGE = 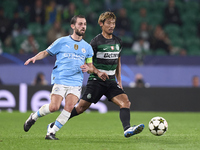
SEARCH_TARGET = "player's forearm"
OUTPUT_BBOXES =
[115,71,121,82]
[87,63,98,74]
[93,67,101,75]
[115,57,122,85]
[33,50,49,61]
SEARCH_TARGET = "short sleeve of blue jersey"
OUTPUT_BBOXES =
[87,44,94,59]
[46,38,63,56]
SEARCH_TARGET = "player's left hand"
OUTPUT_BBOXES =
[117,82,123,89]
[24,57,36,65]
[80,64,89,72]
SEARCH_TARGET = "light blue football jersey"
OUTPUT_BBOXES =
[46,35,93,86]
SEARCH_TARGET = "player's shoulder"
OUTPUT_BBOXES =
[55,36,70,43]
[93,34,102,40]
[92,34,122,43]
[81,38,89,44]
[81,39,92,48]
[112,34,122,43]
[90,34,103,45]
[91,34,102,42]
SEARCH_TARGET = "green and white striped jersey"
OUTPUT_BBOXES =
[89,34,122,80]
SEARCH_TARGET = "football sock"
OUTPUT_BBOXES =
[120,108,131,131]
[50,109,71,134]
[69,107,78,119]
[48,107,77,129]
[32,104,50,121]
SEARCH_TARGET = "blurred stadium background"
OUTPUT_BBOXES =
[0,0,200,112]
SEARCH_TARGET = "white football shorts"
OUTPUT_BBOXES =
[50,84,82,99]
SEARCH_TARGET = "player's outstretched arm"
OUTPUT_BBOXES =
[24,50,49,65]
[86,63,109,81]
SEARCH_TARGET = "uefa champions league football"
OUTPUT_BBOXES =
[148,116,168,136]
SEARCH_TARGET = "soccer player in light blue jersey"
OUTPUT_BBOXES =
[23,15,108,140]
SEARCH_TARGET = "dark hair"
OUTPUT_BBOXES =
[35,72,44,85]
[70,15,85,25]
[98,11,116,24]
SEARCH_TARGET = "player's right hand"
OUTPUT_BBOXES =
[97,72,109,81]
[24,57,36,65]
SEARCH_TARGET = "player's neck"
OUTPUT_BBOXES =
[71,34,82,41]
[102,32,112,39]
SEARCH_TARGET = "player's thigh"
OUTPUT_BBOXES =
[65,86,82,100]
[51,84,67,99]
[64,86,82,112]
[81,80,106,104]
[106,81,130,108]
[105,81,125,101]
[64,94,79,112]
[50,94,63,111]
[50,84,66,110]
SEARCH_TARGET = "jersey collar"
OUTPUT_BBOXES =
[69,35,83,42]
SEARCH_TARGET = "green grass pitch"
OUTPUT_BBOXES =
[0,111,200,150]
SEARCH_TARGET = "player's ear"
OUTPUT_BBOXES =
[99,22,103,27]
[71,24,75,30]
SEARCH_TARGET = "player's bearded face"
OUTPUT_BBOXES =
[75,26,85,36]
[102,18,116,35]
[74,18,86,36]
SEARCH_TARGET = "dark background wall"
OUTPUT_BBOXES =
[0,85,200,112]
[125,87,200,111]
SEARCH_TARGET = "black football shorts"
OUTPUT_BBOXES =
[81,79,125,103]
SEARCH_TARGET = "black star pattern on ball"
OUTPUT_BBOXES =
[163,127,167,132]
[154,126,159,132]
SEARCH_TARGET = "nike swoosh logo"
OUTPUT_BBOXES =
[66,45,70,48]
[103,47,109,50]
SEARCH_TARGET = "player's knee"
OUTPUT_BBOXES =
[128,100,131,107]
[64,104,75,112]
[49,104,60,112]
[122,99,131,108]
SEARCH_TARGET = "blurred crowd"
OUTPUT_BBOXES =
[0,0,200,57]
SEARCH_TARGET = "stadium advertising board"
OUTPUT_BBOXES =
[1,84,200,112]
[0,84,110,113]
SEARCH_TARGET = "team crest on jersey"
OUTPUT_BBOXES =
[111,46,114,50]
[74,44,78,50]
[81,48,86,53]
[116,45,120,50]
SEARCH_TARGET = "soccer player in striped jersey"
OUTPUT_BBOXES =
[48,11,144,138]
[23,15,108,140]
